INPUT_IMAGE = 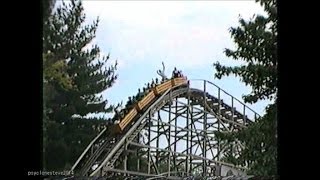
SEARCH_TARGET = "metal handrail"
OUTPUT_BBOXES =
[189,79,261,118]
[70,127,107,172]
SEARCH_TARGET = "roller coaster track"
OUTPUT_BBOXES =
[69,79,260,179]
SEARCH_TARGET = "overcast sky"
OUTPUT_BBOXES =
[70,0,272,119]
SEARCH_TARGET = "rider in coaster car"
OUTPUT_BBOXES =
[126,96,132,109]
[113,107,121,124]
[132,95,137,105]
[155,78,159,85]
[143,87,148,97]
[146,83,151,91]
[151,79,155,88]
[120,109,125,119]
[172,67,179,78]
[178,70,187,80]
[137,88,144,101]
[142,87,147,96]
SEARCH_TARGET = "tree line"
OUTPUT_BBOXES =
[43,0,117,170]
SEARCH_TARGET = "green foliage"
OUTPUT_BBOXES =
[43,0,56,21]
[216,104,277,175]
[43,0,118,122]
[43,53,74,90]
[43,0,117,170]
[45,118,106,170]
[213,0,277,104]
[213,0,277,177]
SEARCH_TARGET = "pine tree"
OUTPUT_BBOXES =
[43,0,118,170]
[213,0,277,177]
[43,0,117,122]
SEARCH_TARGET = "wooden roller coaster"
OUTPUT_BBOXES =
[69,74,262,178]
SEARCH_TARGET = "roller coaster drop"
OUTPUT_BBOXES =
[69,75,260,179]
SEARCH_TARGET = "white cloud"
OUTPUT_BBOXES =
[83,1,191,27]
[83,1,266,28]
[82,1,266,70]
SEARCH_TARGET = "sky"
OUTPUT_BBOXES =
[74,0,273,119]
